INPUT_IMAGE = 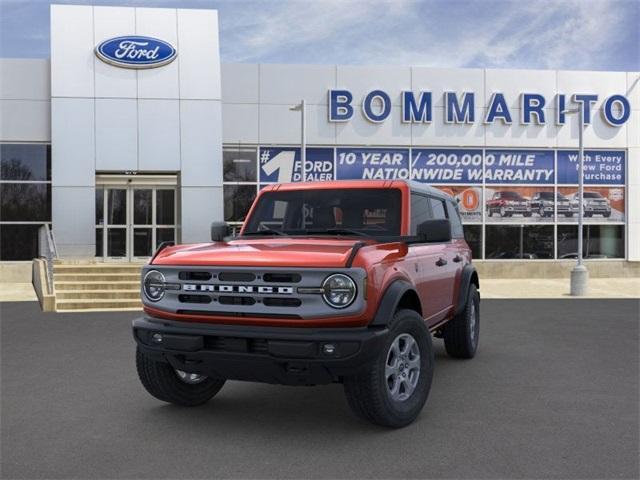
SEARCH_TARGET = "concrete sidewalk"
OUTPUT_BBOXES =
[1,278,638,304]
[481,277,640,298]
[0,283,37,302]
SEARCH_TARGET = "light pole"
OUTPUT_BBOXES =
[564,104,588,295]
[289,100,306,182]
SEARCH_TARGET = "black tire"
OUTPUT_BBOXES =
[565,213,573,217]
[136,348,225,406]
[523,212,532,217]
[443,284,480,359]
[343,309,434,428]
[603,211,611,218]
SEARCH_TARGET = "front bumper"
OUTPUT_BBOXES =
[133,316,389,386]
[585,206,611,214]
[495,204,530,214]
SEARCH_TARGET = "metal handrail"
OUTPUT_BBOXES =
[38,224,58,294]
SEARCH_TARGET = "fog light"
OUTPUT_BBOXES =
[152,333,163,344]
[322,343,336,355]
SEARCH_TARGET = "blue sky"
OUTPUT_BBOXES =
[0,0,638,70]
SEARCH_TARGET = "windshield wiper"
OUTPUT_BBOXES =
[242,228,286,236]
[304,228,369,237]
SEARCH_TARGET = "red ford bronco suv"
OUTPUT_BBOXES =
[133,180,480,427]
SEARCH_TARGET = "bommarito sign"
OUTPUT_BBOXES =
[328,90,631,126]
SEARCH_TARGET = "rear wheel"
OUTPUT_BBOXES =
[443,284,480,359]
[136,348,225,406]
[343,309,434,428]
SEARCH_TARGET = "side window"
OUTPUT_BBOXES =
[447,200,464,238]
[429,198,448,220]
[410,193,432,234]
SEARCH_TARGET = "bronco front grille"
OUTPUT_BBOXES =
[145,266,366,320]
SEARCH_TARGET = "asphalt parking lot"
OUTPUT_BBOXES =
[1,299,638,479]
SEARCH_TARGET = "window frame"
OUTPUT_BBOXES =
[0,143,52,261]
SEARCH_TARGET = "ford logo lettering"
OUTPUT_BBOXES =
[95,36,177,69]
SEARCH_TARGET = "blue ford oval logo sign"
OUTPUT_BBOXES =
[95,36,177,69]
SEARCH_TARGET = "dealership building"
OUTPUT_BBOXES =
[1,4,639,270]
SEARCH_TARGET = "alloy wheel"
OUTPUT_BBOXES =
[385,333,421,402]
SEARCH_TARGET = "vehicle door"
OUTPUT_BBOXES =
[445,199,468,311]
[409,193,448,325]
[426,196,459,318]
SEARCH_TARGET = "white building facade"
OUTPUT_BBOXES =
[0,4,638,264]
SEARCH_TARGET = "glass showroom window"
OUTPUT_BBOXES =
[0,144,51,260]
[222,146,258,230]
[557,225,624,259]
[485,225,554,260]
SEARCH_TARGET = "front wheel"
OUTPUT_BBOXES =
[343,309,434,428]
[136,348,226,406]
[443,284,480,359]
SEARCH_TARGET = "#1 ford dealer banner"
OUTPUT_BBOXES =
[260,147,626,188]
[259,147,334,183]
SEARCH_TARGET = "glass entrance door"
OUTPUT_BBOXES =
[96,185,176,261]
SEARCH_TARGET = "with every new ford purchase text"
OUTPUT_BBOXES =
[133,180,480,427]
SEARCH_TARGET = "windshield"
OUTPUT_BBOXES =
[500,191,524,200]
[243,188,402,237]
[537,192,554,200]
[583,192,603,198]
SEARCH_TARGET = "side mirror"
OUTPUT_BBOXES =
[416,219,452,243]
[211,221,230,242]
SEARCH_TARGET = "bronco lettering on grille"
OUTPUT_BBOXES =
[182,284,294,295]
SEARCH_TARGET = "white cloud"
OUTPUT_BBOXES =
[218,0,637,71]
[219,0,416,62]
[0,0,636,70]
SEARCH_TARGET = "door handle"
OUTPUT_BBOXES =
[436,257,447,267]
[453,254,463,263]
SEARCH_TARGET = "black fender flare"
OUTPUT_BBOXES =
[454,265,480,316]
[370,280,418,327]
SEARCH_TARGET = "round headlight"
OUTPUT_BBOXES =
[143,270,166,302]
[322,274,356,309]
